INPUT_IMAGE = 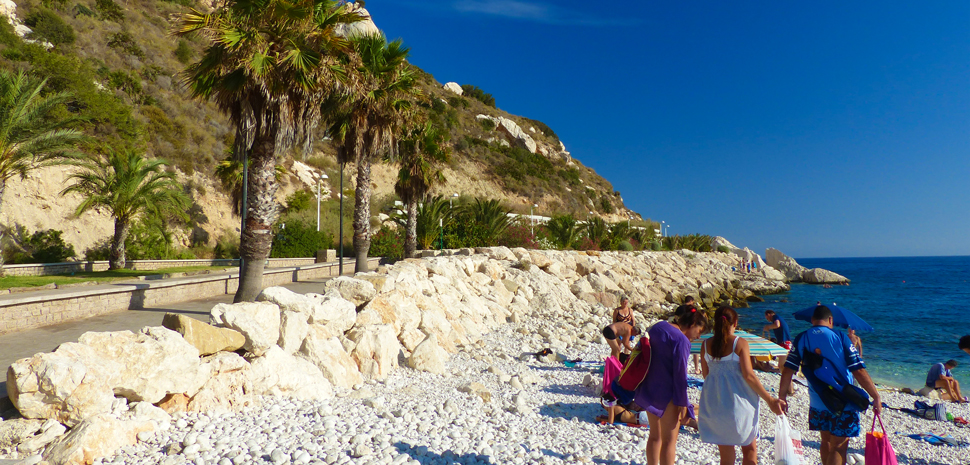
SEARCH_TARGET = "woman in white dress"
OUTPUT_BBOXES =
[699,306,785,465]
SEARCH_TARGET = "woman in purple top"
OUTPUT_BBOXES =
[636,308,708,465]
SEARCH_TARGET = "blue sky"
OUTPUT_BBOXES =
[371,1,970,259]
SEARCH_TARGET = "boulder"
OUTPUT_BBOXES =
[155,393,189,414]
[324,276,377,306]
[0,419,44,453]
[278,310,310,354]
[802,268,850,284]
[305,291,358,337]
[333,3,379,38]
[258,286,319,314]
[758,265,788,282]
[357,290,421,336]
[7,349,115,427]
[76,327,203,404]
[210,302,281,356]
[18,419,66,454]
[347,324,401,380]
[476,115,537,154]
[161,313,245,356]
[407,334,447,374]
[187,352,255,413]
[42,414,154,465]
[443,82,463,95]
[765,247,808,282]
[248,346,334,400]
[299,328,363,389]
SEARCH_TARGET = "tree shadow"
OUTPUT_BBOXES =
[392,441,495,464]
[537,401,600,422]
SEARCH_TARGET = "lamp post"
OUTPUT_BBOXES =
[338,162,344,275]
[661,221,665,238]
[450,192,458,210]
[439,217,443,250]
[530,203,538,236]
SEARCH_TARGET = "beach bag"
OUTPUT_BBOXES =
[865,412,898,465]
[774,415,804,465]
[601,356,623,400]
[617,337,652,391]
[914,400,946,421]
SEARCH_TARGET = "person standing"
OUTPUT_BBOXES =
[700,307,785,465]
[636,307,708,465]
[847,328,863,358]
[779,306,882,465]
[762,310,792,370]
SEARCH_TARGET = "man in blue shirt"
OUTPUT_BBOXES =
[763,309,791,368]
[923,360,963,402]
[779,306,882,465]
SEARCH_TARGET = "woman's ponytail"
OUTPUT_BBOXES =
[709,306,738,360]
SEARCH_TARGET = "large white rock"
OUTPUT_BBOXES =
[42,414,154,465]
[802,268,850,284]
[443,82,463,95]
[258,286,319,314]
[357,290,421,337]
[407,334,448,374]
[278,310,310,354]
[765,247,809,282]
[323,276,377,306]
[306,291,358,336]
[7,348,115,427]
[248,346,334,400]
[187,352,255,413]
[299,328,363,389]
[347,325,401,380]
[76,327,203,404]
[476,115,537,154]
[334,3,379,38]
[211,302,281,356]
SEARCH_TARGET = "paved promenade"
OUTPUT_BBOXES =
[0,276,344,399]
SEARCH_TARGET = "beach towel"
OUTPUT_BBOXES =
[904,433,969,447]
[865,412,898,465]
[616,337,652,391]
[687,375,704,389]
[601,356,623,400]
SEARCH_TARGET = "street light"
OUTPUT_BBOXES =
[315,172,329,232]
[530,203,538,236]
[661,221,665,238]
[338,163,344,275]
[450,192,458,209]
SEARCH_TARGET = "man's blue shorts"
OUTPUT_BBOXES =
[808,407,861,437]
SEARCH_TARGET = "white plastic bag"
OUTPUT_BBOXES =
[638,410,649,425]
[774,415,804,465]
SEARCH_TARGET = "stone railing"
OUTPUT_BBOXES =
[0,257,374,335]
[1,256,335,276]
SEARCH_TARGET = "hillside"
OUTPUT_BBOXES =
[0,0,641,256]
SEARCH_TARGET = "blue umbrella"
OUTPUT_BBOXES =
[793,303,874,332]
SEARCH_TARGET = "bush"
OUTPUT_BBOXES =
[24,9,76,46]
[4,228,76,264]
[285,190,313,212]
[368,225,403,260]
[716,245,730,253]
[447,96,468,109]
[498,224,537,249]
[479,118,496,132]
[523,118,559,143]
[575,237,600,251]
[126,218,195,260]
[270,220,333,258]
[95,0,124,21]
[616,240,634,251]
[460,84,496,108]
[599,195,614,214]
[174,39,192,64]
[107,31,145,58]
[213,232,239,259]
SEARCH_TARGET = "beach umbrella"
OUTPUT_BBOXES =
[690,330,789,357]
[793,303,874,333]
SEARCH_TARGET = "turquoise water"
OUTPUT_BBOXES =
[739,256,970,390]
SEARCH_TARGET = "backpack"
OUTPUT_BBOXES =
[914,400,947,421]
[798,334,870,413]
[617,337,652,392]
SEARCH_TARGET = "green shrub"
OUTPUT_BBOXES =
[285,190,313,212]
[499,146,552,182]
[599,195,614,214]
[42,0,70,10]
[479,118,496,132]
[83,239,110,261]
[447,96,468,109]
[126,217,195,260]
[213,232,240,259]
[106,31,144,58]
[558,167,580,185]
[174,39,192,64]
[367,225,403,260]
[460,84,496,107]
[24,9,76,46]
[524,118,559,142]
[4,228,77,264]
[270,220,333,258]
[716,245,730,253]
[616,240,634,251]
[95,0,124,21]
[498,224,537,249]
[72,4,96,17]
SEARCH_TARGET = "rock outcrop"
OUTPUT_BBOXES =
[476,115,537,154]
[443,82,463,95]
[161,313,245,356]
[765,247,849,284]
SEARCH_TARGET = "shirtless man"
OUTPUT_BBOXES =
[602,322,641,360]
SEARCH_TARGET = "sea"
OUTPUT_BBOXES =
[737,256,970,390]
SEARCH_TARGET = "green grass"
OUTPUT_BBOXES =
[0,266,233,290]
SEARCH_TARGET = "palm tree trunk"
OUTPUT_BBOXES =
[109,218,130,270]
[353,158,372,272]
[405,197,417,258]
[234,136,280,302]
[0,178,6,275]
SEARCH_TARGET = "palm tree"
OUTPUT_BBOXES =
[61,150,189,270]
[545,214,578,249]
[391,195,451,251]
[0,70,83,216]
[584,216,608,247]
[607,221,632,250]
[328,33,417,272]
[176,0,361,301]
[463,198,512,245]
[394,122,448,258]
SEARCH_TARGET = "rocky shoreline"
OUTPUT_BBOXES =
[1,246,850,464]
